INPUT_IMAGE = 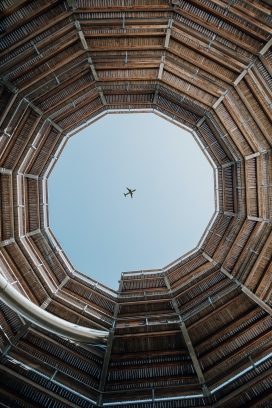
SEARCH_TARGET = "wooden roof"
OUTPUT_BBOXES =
[0,0,272,406]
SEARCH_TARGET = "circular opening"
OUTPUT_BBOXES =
[49,113,214,288]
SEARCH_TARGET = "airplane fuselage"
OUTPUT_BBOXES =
[124,188,136,198]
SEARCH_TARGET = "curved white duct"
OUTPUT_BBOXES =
[0,274,108,344]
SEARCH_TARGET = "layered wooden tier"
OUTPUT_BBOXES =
[0,0,271,407]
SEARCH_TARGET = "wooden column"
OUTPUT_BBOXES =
[164,275,211,399]
[97,280,122,406]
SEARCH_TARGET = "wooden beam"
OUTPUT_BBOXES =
[35,67,90,109]
[0,108,31,166]
[8,36,79,82]
[188,293,244,330]
[235,81,272,143]
[75,5,171,12]
[194,306,259,350]
[241,286,272,316]
[212,0,272,32]
[0,384,45,408]
[84,32,165,39]
[1,274,71,359]
[48,91,99,122]
[16,49,86,93]
[199,315,269,360]
[0,0,33,20]
[116,307,174,318]
[183,0,269,42]
[108,359,191,372]
[174,8,260,54]
[204,328,271,375]
[211,367,272,407]
[110,348,188,360]
[106,373,196,386]
[0,77,18,94]
[0,0,62,38]
[241,387,272,408]
[259,37,272,56]
[244,75,272,122]
[162,63,222,98]
[114,329,181,339]
[10,342,100,385]
[0,25,77,74]
[245,231,272,286]
[171,18,249,67]
[103,383,203,400]
[206,341,272,390]
[220,267,272,316]
[0,12,73,58]
[179,318,209,393]
[0,77,63,133]
[97,282,120,406]
[170,38,239,81]
[0,364,83,408]
[165,276,211,398]
[233,62,254,86]
[178,280,235,315]
[28,327,104,360]
[256,258,272,300]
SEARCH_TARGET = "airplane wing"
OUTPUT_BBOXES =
[126,187,130,191]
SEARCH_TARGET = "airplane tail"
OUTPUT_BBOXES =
[124,193,126,197]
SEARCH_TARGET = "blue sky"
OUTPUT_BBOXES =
[49,113,214,290]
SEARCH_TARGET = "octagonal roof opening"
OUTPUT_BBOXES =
[49,113,214,289]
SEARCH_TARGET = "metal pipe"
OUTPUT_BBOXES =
[0,274,108,344]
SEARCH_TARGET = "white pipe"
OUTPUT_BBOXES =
[0,274,108,344]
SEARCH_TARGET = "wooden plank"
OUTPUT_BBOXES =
[174,7,261,54]
[17,49,86,93]
[188,293,244,330]
[242,286,272,315]
[0,364,84,408]
[12,340,100,385]
[0,385,45,408]
[243,388,272,408]
[172,19,248,68]
[9,37,79,82]
[209,0,272,32]
[0,0,62,38]
[211,367,272,407]
[110,348,188,360]
[0,0,33,20]
[106,373,196,386]
[114,328,181,339]
[206,340,272,389]
[0,109,31,167]
[183,0,268,41]
[76,6,171,12]
[245,231,272,286]
[28,327,104,360]
[0,12,73,57]
[166,277,211,397]
[108,359,192,371]
[194,306,259,350]
[204,328,272,374]
[0,24,76,74]
[199,315,269,359]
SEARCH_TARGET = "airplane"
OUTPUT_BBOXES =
[124,188,136,198]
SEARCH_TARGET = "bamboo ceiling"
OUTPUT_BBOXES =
[0,0,272,407]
